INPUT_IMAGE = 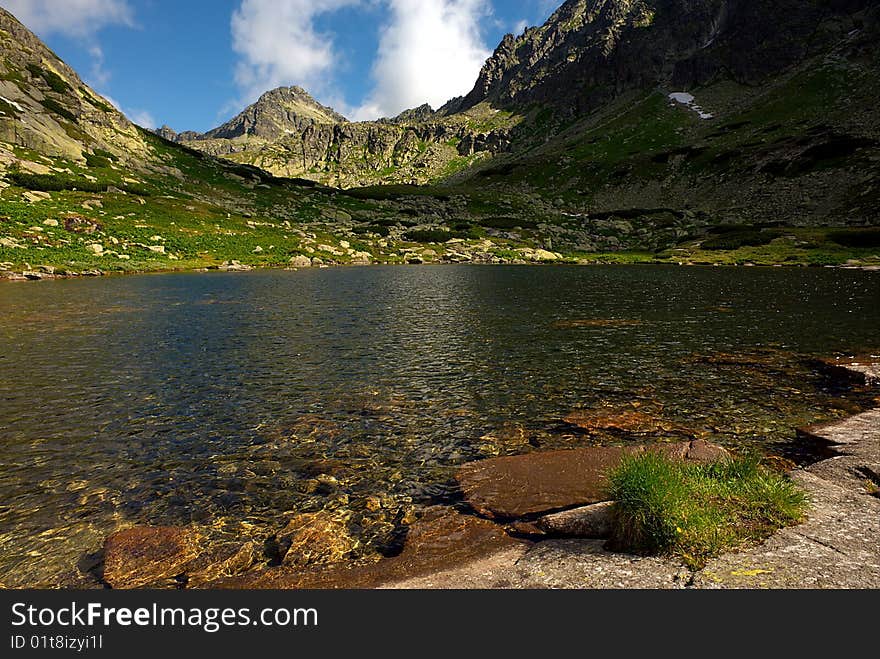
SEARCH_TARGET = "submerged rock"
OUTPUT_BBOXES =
[186,542,258,589]
[102,526,202,589]
[207,508,524,589]
[456,441,729,520]
[279,512,356,568]
[563,408,686,434]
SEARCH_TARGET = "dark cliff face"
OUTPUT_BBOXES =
[453,0,878,116]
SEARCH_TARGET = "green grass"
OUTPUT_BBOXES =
[608,452,808,569]
[6,171,106,193]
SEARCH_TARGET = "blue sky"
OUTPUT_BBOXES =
[1,0,559,132]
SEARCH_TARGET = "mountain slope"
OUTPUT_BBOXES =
[2,2,879,278]
[451,0,877,116]
[0,8,150,164]
[164,92,515,188]
[449,0,880,233]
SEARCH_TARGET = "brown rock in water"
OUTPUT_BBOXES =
[564,409,665,434]
[536,502,616,538]
[458,445,638,519]
[209,508,524,589]
[103,526,202,589]
[456,441,729,520]
[280,512,355,568]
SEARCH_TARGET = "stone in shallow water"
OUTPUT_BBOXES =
[816,355,880,386]
[456,441,729,520]
[103,526,202,589]
[458,445,638,520]
[280,512,356,568]
[186,542,258,589]
[563,408,689,435]
[208,508,523,589]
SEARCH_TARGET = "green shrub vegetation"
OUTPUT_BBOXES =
[39,98,75,122]
[80,88,114,113]
[701,230,781,251]
[84,153,113,169]
[6,171,106,193]
[404,228,453,243]
[26,63,70,94]
[608,452,807,569]
[91,148,118,162]
[478,216,539,230]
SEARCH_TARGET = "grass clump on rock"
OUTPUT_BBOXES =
[608,452,807,569]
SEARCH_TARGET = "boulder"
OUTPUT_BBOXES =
[23,190,50,203]
[536,502,616,538]
[289,255,312,268]
[457,445,638,520]
[815,355,880,386]
[456,441,729,520]
[102,526,202,589]
[85,243,104,255]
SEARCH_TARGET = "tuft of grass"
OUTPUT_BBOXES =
[608,452,808,569]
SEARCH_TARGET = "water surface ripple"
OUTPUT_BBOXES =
[0,265,877,586]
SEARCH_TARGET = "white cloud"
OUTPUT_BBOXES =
[88,45,111,87]
[231,0,362,105]
[0,0,134,39]
[127,109,156,129]
[352,0,491,120]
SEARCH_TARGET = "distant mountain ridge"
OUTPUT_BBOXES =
[159,0,879,193]
[449,0,879,116]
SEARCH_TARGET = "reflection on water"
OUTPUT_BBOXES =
[0,265,878,586]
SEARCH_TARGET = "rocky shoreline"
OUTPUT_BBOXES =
[2,259,879,283]
[2,356,874,590]
[72,355,878,590]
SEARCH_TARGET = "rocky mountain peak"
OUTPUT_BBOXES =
[200,85,347,141]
